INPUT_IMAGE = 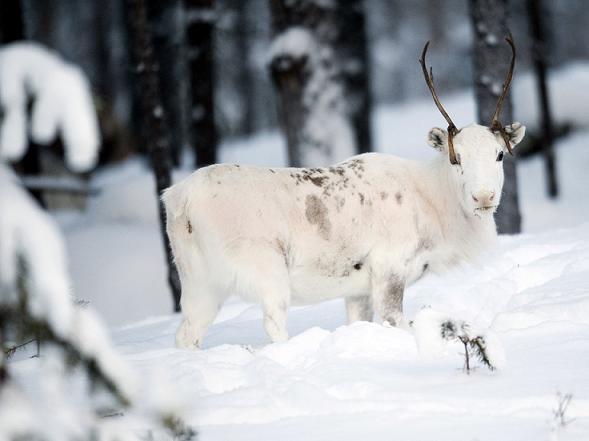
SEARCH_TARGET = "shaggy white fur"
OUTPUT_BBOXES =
[163,123,525,348]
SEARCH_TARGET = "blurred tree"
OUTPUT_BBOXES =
[527,0,558,198]
[185,0,218,168]
[126,0,182,311]
[0,0,45,206]
[0,0,25,42]
[147,0,188,166]
[235,0,255,135]
[269,0,372,167]
[469,0,521,234]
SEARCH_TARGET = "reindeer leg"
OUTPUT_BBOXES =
[371,271,406,328]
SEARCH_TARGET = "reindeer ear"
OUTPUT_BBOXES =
[500,122,526,150]
[427,127,447,151]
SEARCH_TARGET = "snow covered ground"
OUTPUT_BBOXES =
[9,64,589,439]
[109,222,589,440]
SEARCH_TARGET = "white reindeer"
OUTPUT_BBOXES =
[164,37,525,349]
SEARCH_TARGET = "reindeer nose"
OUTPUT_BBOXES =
[472,191,495,206]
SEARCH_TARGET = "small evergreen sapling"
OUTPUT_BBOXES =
[440,319,495,374]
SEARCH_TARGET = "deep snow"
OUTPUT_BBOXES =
[103,222,589,440]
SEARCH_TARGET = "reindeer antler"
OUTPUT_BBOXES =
[490,34,516,155]
[420,41,460,165]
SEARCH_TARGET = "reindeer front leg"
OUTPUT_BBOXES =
[346,295,374,323]
[371,270,406,328]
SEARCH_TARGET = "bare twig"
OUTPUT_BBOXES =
[553,392,575,428]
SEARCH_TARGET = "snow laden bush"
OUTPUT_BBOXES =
[0,42,100,172]
[0,165,196,440]
[413,308,506,373]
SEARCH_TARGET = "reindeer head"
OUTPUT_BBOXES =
[420,36,526,217]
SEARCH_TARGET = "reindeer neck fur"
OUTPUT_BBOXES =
[420,155,498,266]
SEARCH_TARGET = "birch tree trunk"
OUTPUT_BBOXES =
[469,0,521,234]
[126,0,182,311]
[269,0,372,167]
[185,0,218,168]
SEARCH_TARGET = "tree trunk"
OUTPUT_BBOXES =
[147,0,188,167]
[527,0,558,198]
[269,0,372,167]
[235,0,255,136]
[125,0,182,311]
[469,0,521,234]
[0,0,25,43]
[185,0,217,168]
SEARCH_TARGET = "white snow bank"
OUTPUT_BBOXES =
[0,42,100,172]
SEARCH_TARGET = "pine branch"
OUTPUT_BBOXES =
[439,319,496,373]
[3,338,37,359]
[162,414,198,441]
[469,336,495,371]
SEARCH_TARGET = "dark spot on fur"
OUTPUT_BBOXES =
[329,166,345,176]
[308,175,328,187]
[186,220,193,234]
[235,164,240,168]
[423,263,429,272]
[359,193,365,205]
[395,192,403,205]
[270,169,276,173]
[217,181,221,185]
[291,169,330,187]
[344,159,366,179]
[275,238,291,268]
[354,262,363,270]
[381,274,405,326]
[415,237,434,254]
[305,195,331,240]
[380,192,389,201]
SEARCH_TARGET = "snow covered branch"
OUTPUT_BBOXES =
[0,42,100,173]
[0,165,195,440]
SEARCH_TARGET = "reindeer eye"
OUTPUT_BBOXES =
[496,151,504,162]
